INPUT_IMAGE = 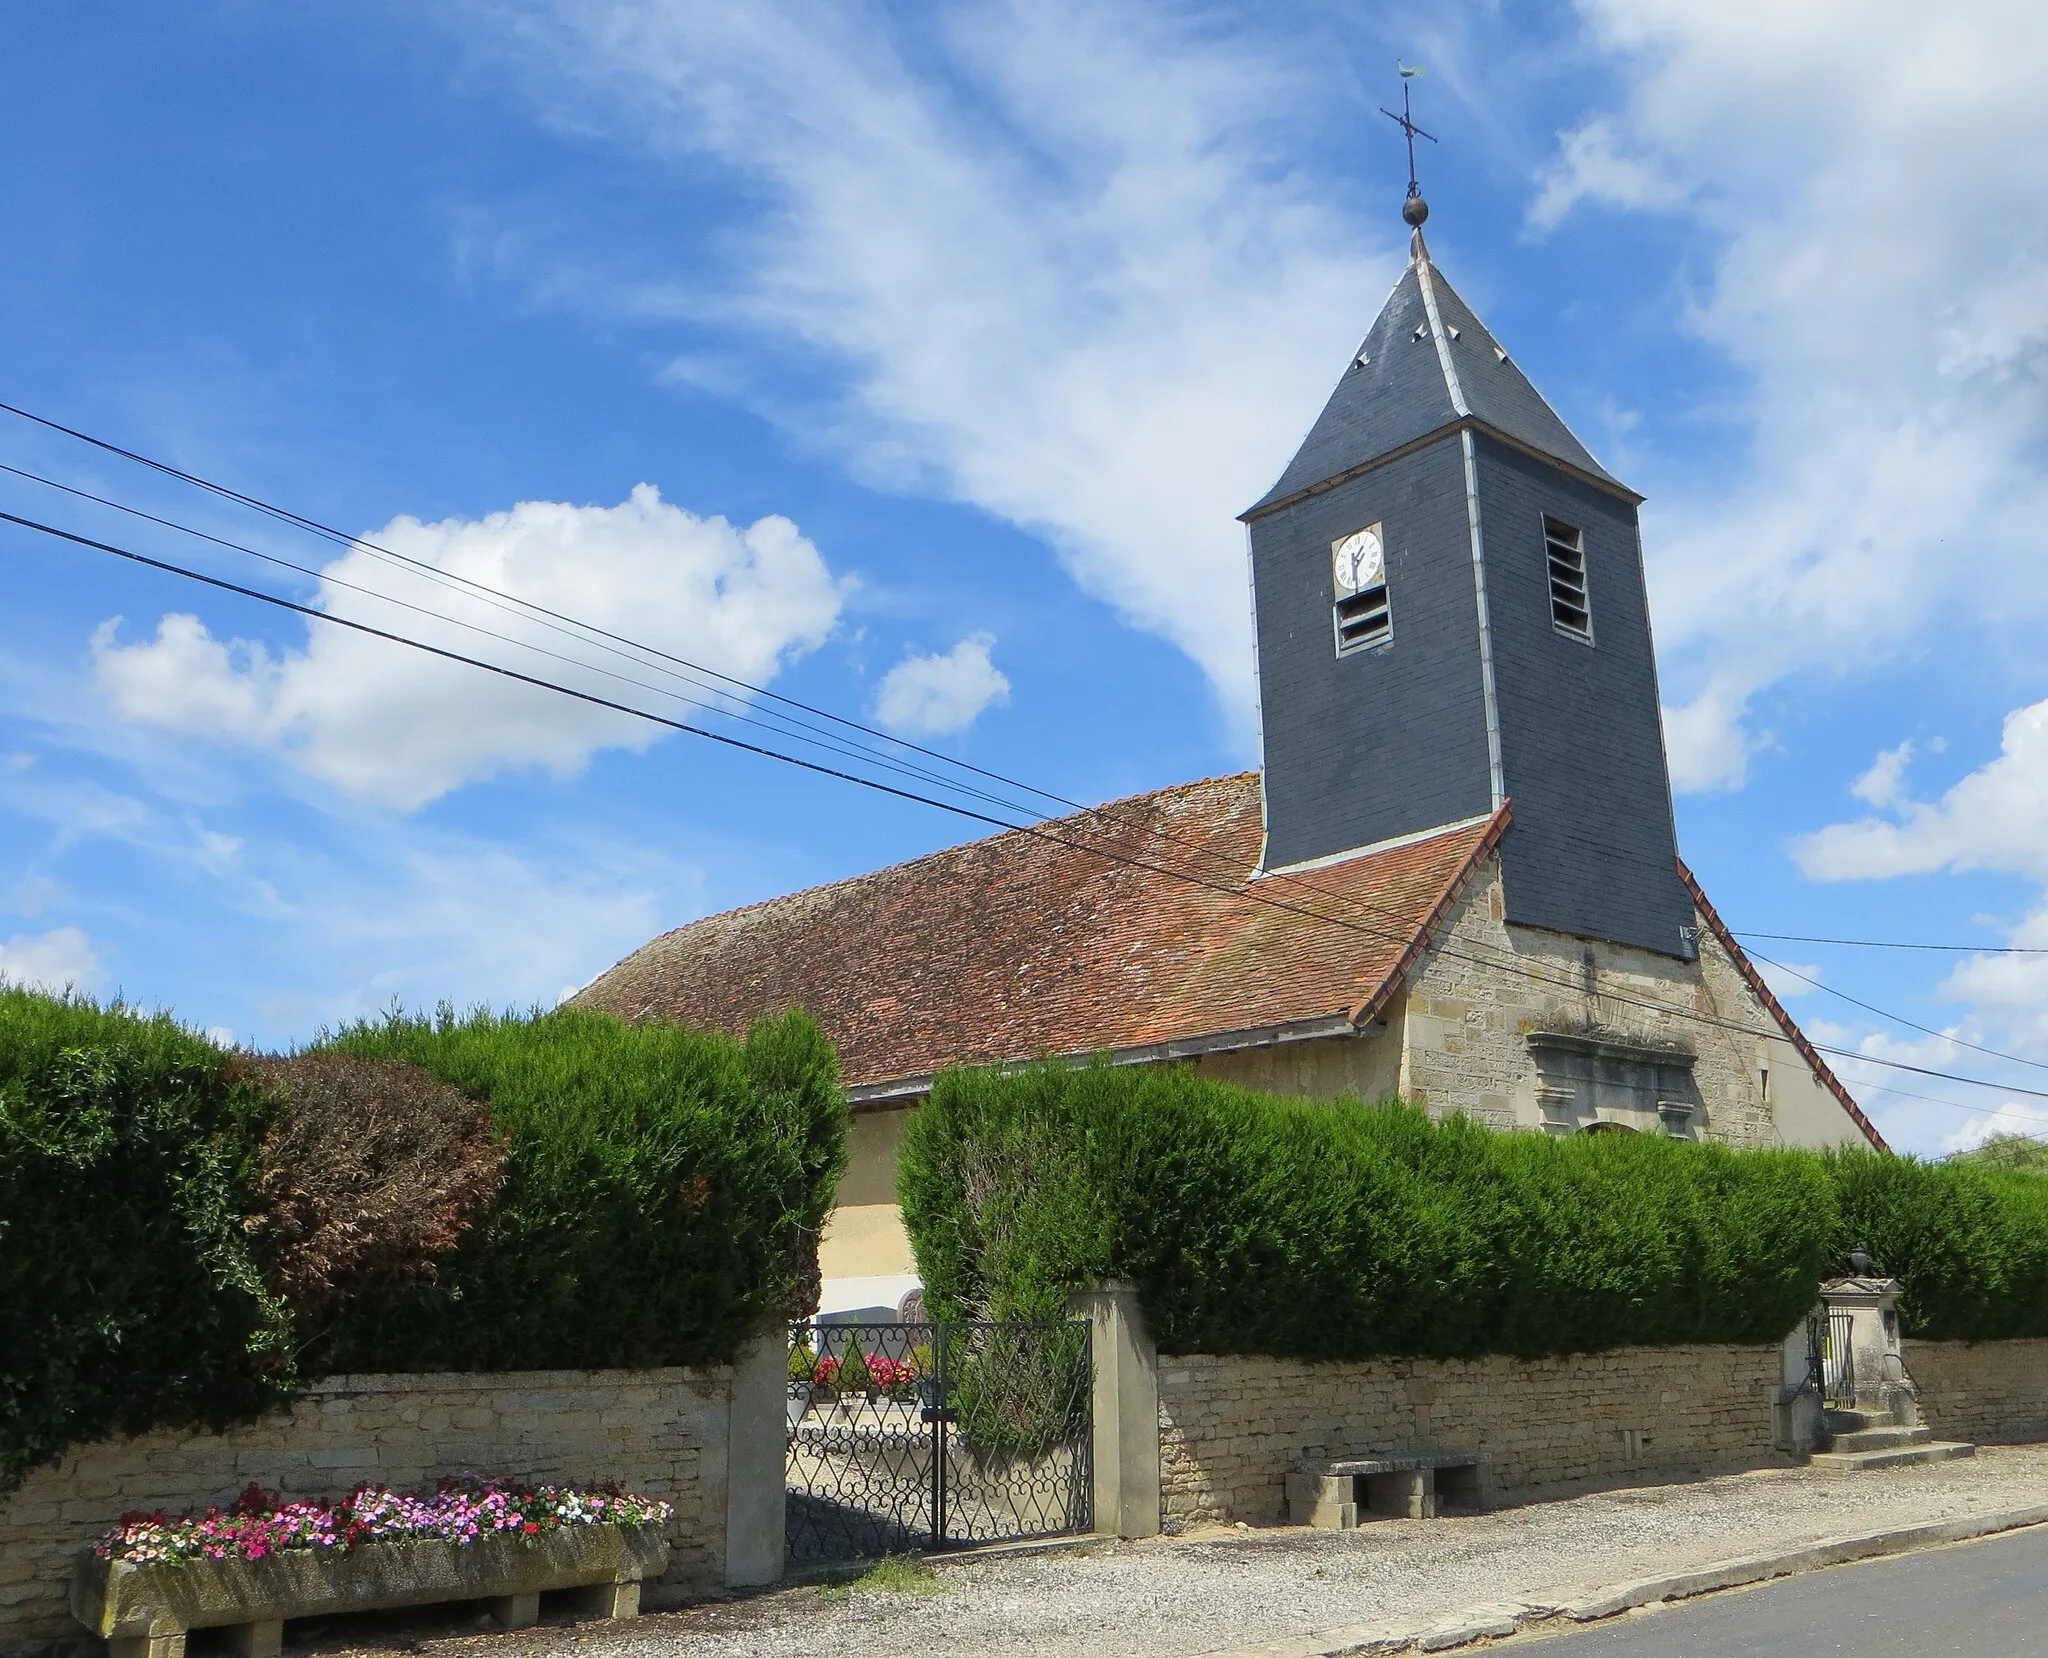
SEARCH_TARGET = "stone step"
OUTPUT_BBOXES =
[1809,1440,1977,1472]
[1828,1426,1934,1453]
[1822,1408,1888,1434]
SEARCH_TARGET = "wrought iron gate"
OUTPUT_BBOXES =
[785,1319,1093,1564]
[1807,1310,1855,1408]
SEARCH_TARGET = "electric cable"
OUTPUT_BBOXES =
[0,458,1066,818]
[6,413,2036,1120]
[13,502,2048,1110]
[1734,931,2048,955]
[1743,948,2048,1077]
[0,431,1572,983]
[7,398,2035,1031]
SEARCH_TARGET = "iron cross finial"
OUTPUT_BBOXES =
[1379,64,1437,228]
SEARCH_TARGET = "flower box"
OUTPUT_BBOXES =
[72,1522,668,1658]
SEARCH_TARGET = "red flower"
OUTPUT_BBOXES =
[522,1521,540,1535]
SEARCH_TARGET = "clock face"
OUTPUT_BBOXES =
[1331,524,1384,596]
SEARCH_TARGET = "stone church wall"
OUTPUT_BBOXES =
[1394,855,1854,1149]
[1157,1344,1784,1527]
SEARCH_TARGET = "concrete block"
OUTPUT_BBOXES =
[486,1592,539,1629]
[224,1619,283,1658]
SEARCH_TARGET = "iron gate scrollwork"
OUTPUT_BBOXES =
[1806,1310,1855,1409]
[785,1319,1093,1564]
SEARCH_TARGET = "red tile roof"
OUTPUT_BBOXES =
[575,773,1505,1097]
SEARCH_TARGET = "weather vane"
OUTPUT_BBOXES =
[1380,62,1436,228]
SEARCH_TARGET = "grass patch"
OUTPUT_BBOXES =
[818,1555,943,1599]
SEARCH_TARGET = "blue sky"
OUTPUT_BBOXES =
[3,1,2046,1157]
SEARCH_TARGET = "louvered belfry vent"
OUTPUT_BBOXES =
[1335,583,1392,653]
[1543,515,1592,641]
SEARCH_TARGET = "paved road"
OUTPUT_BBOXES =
[1523,1523,2048,1655]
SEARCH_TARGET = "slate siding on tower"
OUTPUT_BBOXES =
[1473,435,1694,959]
[1250,436,1494,872]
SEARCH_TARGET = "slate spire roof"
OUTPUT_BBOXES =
[1247,228,1632,517]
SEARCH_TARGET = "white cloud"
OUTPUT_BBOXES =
[873,633,1011,738]
[471,0,1389,731]
[1943,1100,2048,1156]
[1850,741,1915,810]
[1793,698,2048,882]
[0,926,104,994]
[1529,116,1685,232]
[1539,1,2048,789]
[93,487,846,811]
[1661,681,1757,795]
[1755,959,1822,1002]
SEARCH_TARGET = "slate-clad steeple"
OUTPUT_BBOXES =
[1244,228,1696,961]
[1252,231,1624,514]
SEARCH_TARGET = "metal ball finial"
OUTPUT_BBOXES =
[1402,192,1429,228]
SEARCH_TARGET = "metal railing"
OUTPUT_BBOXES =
[785,1318,1093,1565]
[1807,1310,1856,1409]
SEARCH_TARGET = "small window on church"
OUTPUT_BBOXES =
[1543,516,1593,642]
[1332,522,1392,655]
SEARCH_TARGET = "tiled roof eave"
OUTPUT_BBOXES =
[844,1009,1371,1107]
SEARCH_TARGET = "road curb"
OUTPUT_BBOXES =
[1197,1502,2048,1658]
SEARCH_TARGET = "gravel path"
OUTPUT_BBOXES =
[297,1447,2048,1658]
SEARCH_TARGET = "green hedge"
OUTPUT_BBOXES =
[0,989,847,1493]
[0,989,291,1495]
[1826,1148,2048,1342]
[306,1005,847,1373]
[900,1063,1841,1359]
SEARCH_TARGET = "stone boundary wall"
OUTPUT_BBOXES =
[0,1363,758,1653]
[1910,1339,2048,1446]
[1157,1344,1785,1526]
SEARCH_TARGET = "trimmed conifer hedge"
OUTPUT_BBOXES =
[1826,1147,2048,1342]
[0,988,292,1496]
[900,1062,1843,1357]
[309,1005,847,1373]
[0,989,846,1494]
[900,1063,2048,1355]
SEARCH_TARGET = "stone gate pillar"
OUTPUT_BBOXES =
[1819,1252,1916,1424]
[1067,1285,1161,1539]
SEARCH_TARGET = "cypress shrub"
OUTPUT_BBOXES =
[0,988,291,1495]
[1827,1148,2048,1341]
[306,1005,847,1372]
[900,1062,1841,1357]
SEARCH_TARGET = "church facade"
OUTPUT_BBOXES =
[577,225,1885,1320]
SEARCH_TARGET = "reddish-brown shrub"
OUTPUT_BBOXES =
[231,1053,505,1319]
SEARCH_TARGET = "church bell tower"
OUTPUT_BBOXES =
[1244,182,1695,960]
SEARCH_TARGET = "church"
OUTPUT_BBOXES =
[577,207,1886,1320]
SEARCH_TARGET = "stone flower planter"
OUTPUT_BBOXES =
[72,1522,668,1658]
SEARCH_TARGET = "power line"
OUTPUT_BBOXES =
[1734,930,2048,956]
[15,503,2048,1113]
[0,399,1091,819]
[1854,1080,2048,1141]
[0,413,1582,987]
[2,406,2040,1127]
[0,458,1082,821]
[6,407,2037,1124]
[1744,948,2048,1077]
